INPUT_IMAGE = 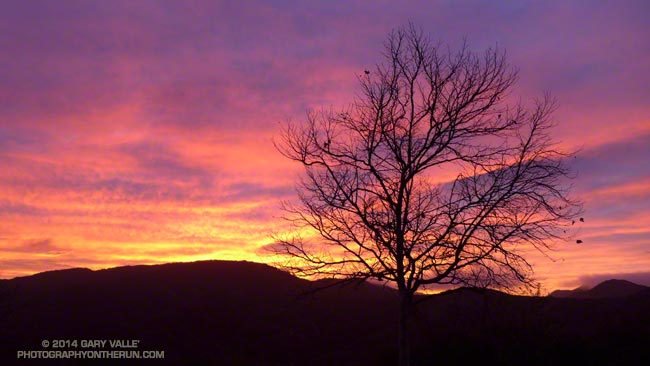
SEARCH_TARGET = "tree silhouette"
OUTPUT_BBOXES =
[273,25,580,366]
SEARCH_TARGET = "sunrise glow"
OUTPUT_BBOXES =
[1,1,648,293]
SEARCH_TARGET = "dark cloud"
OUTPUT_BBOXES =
[0,144,221,205]
[0,170,206,205]
[117,141,216,184]
[0,126,52,154]
[255,242,282,256]
[3,238,64,254]
[554,133,650,227]
[221,182,293,204]
[585,231,649,245]
[89,178,205,204]
[222,206,279,223]
[572,133,650,191]
[0,200,45,216]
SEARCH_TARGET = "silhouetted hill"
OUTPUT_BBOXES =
[1,261,649,365]
[548,285,589,298]
[549,279,647,299]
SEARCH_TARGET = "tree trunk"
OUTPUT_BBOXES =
[398,292,411,366]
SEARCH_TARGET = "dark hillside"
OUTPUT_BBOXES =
[1,261,648,365]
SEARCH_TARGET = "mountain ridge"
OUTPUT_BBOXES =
[1,260,648,365]
[6,260,645,299]
[549,278,647,299]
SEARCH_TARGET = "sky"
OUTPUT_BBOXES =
[1,0,648,292]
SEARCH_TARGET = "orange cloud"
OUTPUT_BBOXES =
[1,1,648,295]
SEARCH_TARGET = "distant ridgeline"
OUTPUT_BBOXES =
[549,279,648,299]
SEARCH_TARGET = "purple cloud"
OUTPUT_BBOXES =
[0,0,648,285]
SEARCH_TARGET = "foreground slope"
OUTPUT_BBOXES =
[1,261,648,365]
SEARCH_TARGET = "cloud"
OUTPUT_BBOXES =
[3,238,64,254]
[117,140,217,184]
[220,182,294,204]
[0,0,648,287]
[0,200,46,216]
[0,126,53,154]
[561,134,650,231]
[573,133,650,192]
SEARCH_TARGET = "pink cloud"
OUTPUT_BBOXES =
[1,1,648,287]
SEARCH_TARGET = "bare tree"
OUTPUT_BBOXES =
[273,25,580,366]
